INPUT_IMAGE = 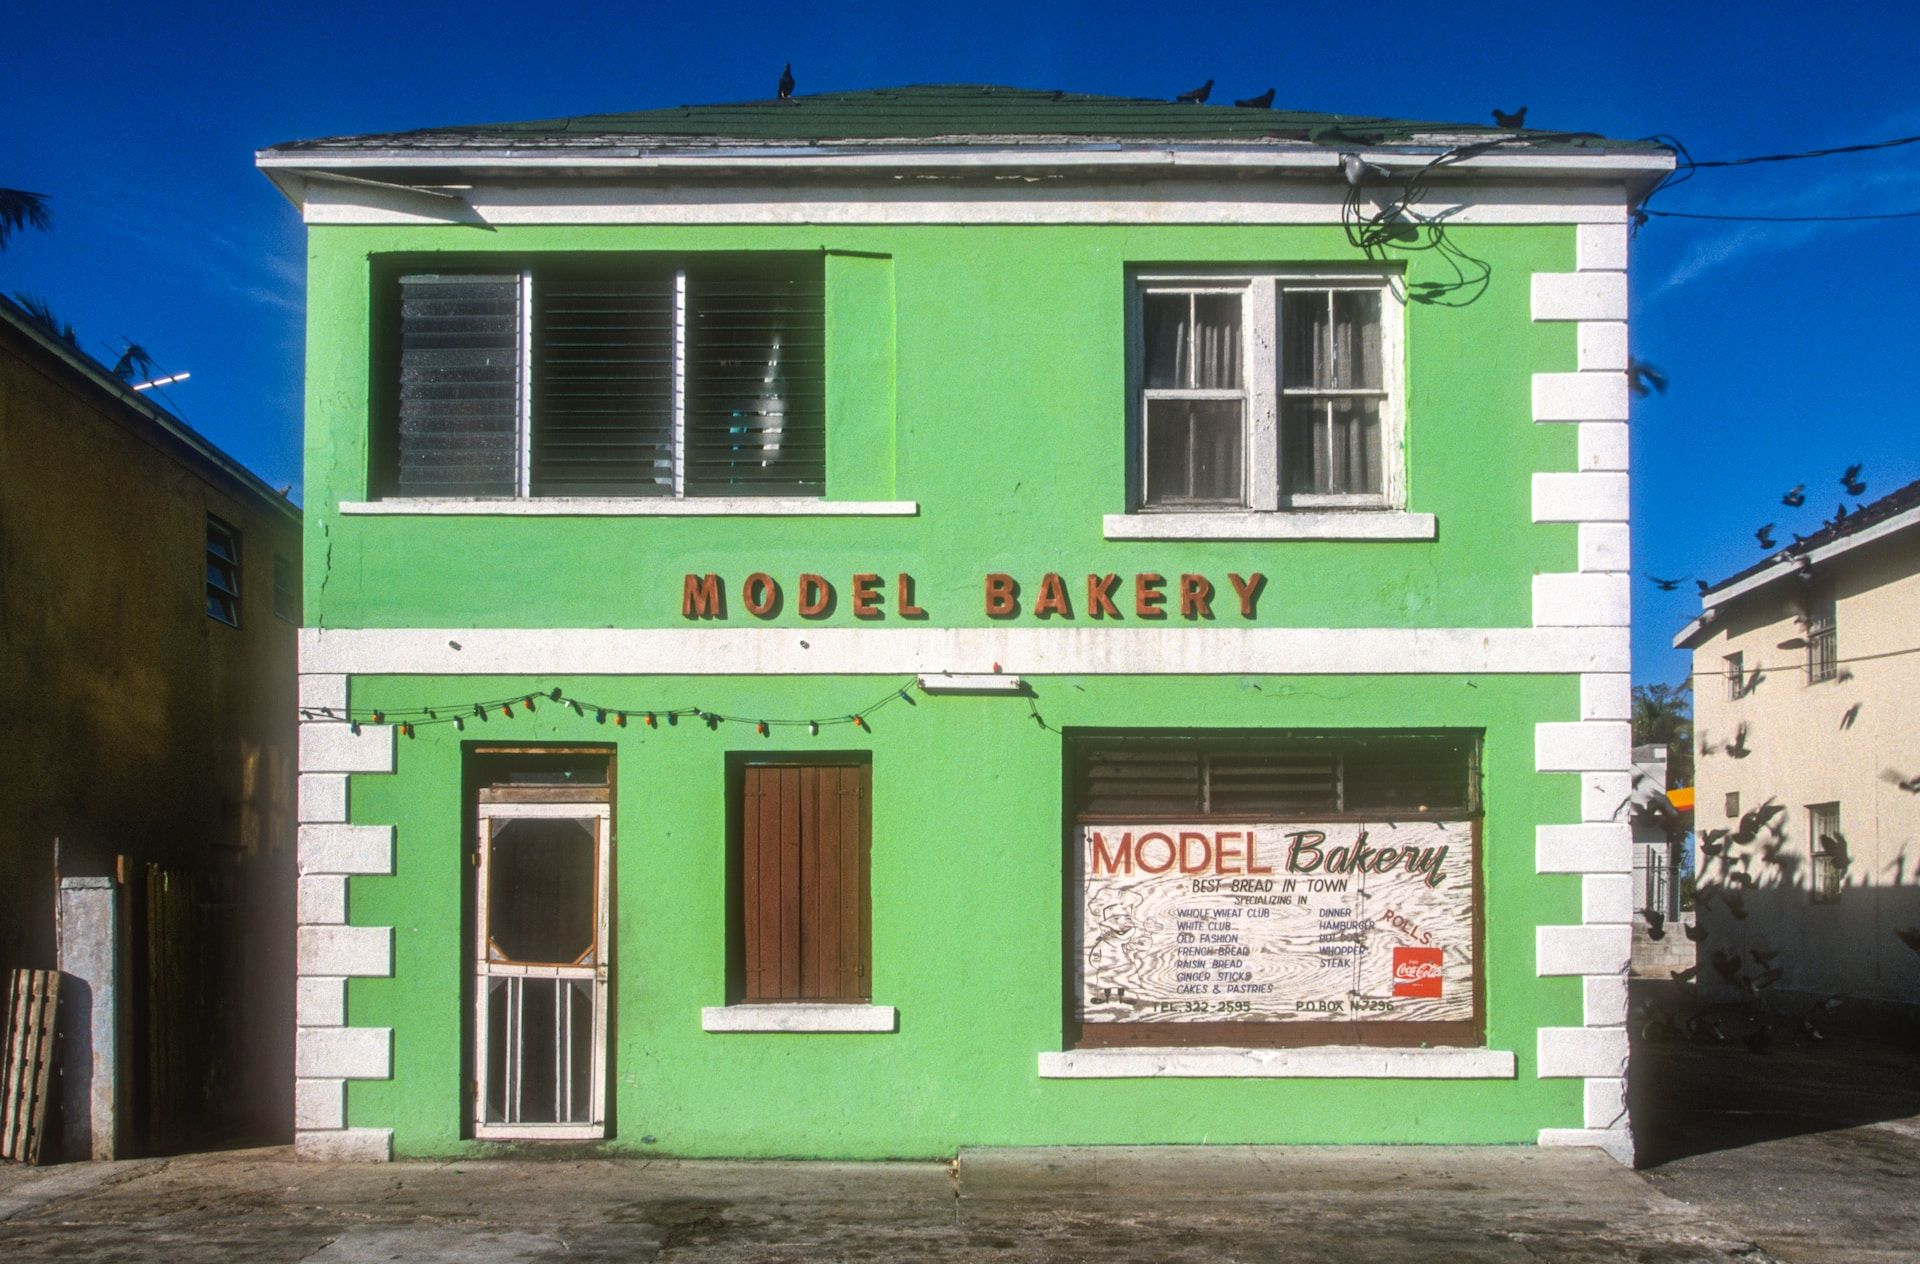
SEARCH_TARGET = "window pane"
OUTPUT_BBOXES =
[1282,398,1381,495]
[396,275,521,497]
[1190,294,1242,389]
[1143,293,1188,389]
[1331,289,1383,389]
[1281,398,1324,494]
[486,817,597,964]
[532,269,675,497]
[1145,398,1243,505]
[1330,397,1383,494]
[1281,289,1331,389]
[684,262,826,496]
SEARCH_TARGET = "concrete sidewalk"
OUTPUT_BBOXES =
[0,1144,1776,1263]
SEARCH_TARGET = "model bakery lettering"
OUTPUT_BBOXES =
[680,571,1265,620]
[1089,827,1450,887]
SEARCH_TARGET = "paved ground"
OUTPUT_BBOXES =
[0,1009,1914,1262]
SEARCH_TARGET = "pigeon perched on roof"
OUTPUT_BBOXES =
[1175,79,1213,104]
[1492,106,1528,128]
[1234,88,1275,109]
[777,63,795,101]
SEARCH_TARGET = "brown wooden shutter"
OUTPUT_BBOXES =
[742,762,870,1002]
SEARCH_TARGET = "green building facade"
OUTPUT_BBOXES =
[262,86,1669,1162]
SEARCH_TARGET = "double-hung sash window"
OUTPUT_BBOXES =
[1806,590,1837,685]
[1134,272,1401,512]
[391,258,824,500]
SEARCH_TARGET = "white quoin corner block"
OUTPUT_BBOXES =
[299,824,395,876]
[1532,272,1628,322]
[295,1078,346,1131]
[1576,224,1630,272]
[295,1025,392,1080]
[1581,772,1634,823]
[298,674,349,713]
[295,1128,393,1162]
[1536,721,1631,773]
[298,774,349,824]
[297,875,348,925]
[297,977,347,1028]
[1533,472,1629,523]
[1577,323,1630,372]
[1577,423,1630,473]
[1532,573,1629,628]
[1582,874,1635,925]
[1532,372,1629,423]
[297,925,393,978]
[1536,924,1632,977]
[1536,823,1632,875]
[1583,975,1629,1028]
[1537,1026,1629,1079]
[1578,523,1631,574]
[1584,1077,1629,1130]
[1580,674,1632,722]
[300,723,398,774]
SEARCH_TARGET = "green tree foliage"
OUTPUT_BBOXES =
[1632,680,1693,788]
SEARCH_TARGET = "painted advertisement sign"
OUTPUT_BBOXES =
[1076,822,1475,1026]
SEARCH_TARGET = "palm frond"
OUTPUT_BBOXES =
[0,188,53,250]
[12,291,79,346]
[111,342,157,382]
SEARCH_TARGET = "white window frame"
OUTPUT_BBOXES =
[1723,651,1745,700]
[1807,801,1842,904]
[473,800,611,1141]
[1127,268,1405,515]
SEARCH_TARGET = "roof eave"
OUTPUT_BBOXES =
[1677,502,1920,648]
[255,142,1674,191]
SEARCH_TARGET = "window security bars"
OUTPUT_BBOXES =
[1808,802,1843,904]
[1806,595,1837,685]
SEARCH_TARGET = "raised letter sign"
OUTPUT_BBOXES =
[683,573,724,619]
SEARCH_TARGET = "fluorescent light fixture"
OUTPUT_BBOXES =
[916,673,1025,695]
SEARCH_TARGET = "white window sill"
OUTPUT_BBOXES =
[1037,1045,1514,1079]
[702,1004,897,1033]
[1102,511,1435,541]
[339,498,918,517]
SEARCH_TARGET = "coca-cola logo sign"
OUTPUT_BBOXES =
[1392,946,1444,998]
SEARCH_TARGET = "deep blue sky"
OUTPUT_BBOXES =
[8,1,1917,685]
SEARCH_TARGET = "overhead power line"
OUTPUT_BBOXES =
[1645,207,1920,224]
[1687,132,1920,168]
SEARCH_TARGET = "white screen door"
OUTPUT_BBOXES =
[473,801,610,1139]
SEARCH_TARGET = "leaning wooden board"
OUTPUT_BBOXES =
[2,969,61,1164]
[1074,821,1474,1027]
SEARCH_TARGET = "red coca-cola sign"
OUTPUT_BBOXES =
[1392,946,1444,998]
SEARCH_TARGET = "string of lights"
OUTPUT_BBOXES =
[299,678,925,739]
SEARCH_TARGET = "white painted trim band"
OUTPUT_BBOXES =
[1101,511,1435,541]
[340,497,919,518]
[701,1004,897,1033]
[297,625,1629,677]
[1037,1046,1516,1079]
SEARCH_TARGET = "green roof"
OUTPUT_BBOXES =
[266,84,1659,155]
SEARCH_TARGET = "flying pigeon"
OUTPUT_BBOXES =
[1755,523,1776,549]
[1841,463,1866,496]
[1782,484,1805,507]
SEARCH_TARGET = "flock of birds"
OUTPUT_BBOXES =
[1647,463,1874,595]
[770,66,1528,129]
[1632,733,1920,1055]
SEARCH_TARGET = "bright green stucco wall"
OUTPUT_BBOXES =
[346,672,1582,1158]
[304,223,1577,630]
[306,217,1594,1156]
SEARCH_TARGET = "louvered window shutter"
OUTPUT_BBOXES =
[531,268,676,496]
[395,275,522,496]
[684,262,826,496]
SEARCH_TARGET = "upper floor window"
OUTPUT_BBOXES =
[1132,271,1401,513]
[1723,651,1746,700]
[385,258,824,500]
[205,515,240,627]
[1805,589,1837,684]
